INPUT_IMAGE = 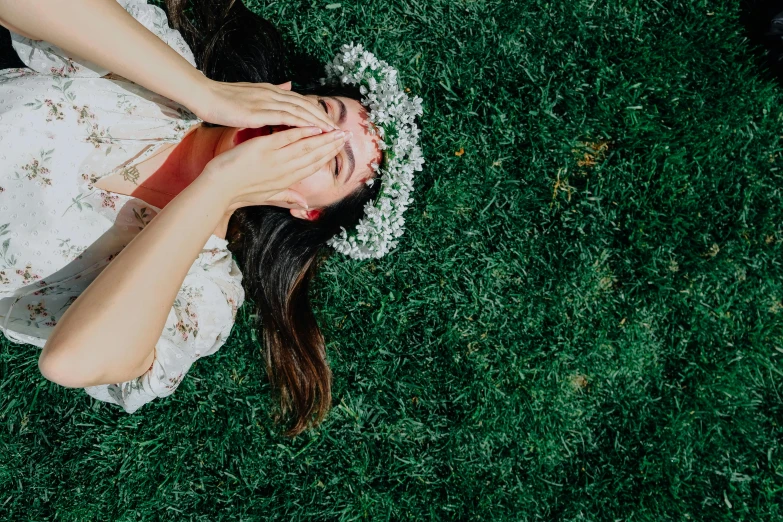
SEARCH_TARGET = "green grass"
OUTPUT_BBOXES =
[2,0,783,519]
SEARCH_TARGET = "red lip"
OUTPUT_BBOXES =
[234,126,271,145]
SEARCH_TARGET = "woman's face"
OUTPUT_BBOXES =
[217,95,382,220]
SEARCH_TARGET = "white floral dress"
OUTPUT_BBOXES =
[0,0,245,413]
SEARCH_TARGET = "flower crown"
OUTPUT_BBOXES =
[320,43,425,260]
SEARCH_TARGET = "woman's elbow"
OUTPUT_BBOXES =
[38,353,91,388]
[38,348,106,388]
[38,346,153,387]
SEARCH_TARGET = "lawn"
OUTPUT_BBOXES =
[1,0,782,520]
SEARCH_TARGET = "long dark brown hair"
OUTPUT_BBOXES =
[164,0,382,437]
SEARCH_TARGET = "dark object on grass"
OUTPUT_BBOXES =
[739,0,783,84]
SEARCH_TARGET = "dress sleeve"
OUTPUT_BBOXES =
[9,0,197,77]
[82,235,245,413]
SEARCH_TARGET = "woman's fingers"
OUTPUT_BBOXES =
[291,144,344,182]
[255,111,329,132]
[265,100,334,132]
[248,101,331,133]
[247,82,334,130]
[274,145,342,190]
[271,127,344,152]
[195,79,336,131]
[287,132,348,174]
[268,94,335,131]
[266,126,326,148]
[267,87,334,123]
[225,82,335,131]
[266,188,308,208]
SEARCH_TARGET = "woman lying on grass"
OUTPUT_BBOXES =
[0,0,423,437]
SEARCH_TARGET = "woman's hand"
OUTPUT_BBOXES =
[190,79,336,133]
[204,126,350,211]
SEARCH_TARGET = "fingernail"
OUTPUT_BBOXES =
[344,131,353,141]
[333,130,345,140]
[309,127,322,134]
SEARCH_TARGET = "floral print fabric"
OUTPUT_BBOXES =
[0,0,245,413]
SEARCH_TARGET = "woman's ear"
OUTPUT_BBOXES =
[276,81,293,91]
[290,208,320,220]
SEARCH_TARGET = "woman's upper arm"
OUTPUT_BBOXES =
[0,16,39,41]
[81,252,244,413]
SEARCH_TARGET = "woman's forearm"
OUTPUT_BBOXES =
[0,0,209,111]
[39,171,232,387]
